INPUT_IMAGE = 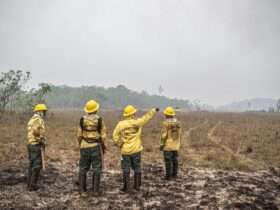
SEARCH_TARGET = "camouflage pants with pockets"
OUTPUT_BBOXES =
[164,151,178,177]
[79,146,102,175]
[121,152,141,174]
[28,144,43,172]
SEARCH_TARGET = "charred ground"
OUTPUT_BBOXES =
[1,111,280,209]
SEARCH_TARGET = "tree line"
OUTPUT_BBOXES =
[45,85,192,110]
[0,70,193,112]
[1,70,279,113]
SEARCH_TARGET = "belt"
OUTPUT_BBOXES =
[82,138,100,144]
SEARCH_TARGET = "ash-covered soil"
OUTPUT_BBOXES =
[0,161,280,210]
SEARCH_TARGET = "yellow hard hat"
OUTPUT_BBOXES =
[163,106,176,116]
[84,100,100,113]
[123,105,137,117]
[34,104,48,112]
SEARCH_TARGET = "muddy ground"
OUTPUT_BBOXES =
[1,111,280,209]
[1,160,280,210]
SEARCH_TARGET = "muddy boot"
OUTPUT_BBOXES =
[165,176,171,181]
[79,174,87,197]
[27,167,32,189]
[34,169,40,185]
[121,172,130,193]
[172,161,178,179]
[164,162,172,181]
[92,173,101,196]
[138,172,142,187]
[28,170,40,191]
[133,173,137,191]
[134,173,141,191]
[172,152,179,179]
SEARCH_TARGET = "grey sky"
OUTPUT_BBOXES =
[0,0,279,106]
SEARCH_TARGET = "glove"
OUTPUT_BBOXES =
[160,145,164,151]
[155,108,160,112]
[39,137,46,146]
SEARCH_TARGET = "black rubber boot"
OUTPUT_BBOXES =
[79,174,87,196]
[172,161,178,178]
[92,173,101,195]
[133,173,137,191]
[138,172,142,187]
[134,173,141,191]
[28,169,40,191]
[121,172,130,193]
[34,169,40,185]
[165,162,172,181]
[27,167,32,189]
[172,152,178,178]
[92,173,95,191]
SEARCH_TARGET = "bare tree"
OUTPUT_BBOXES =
[0,70,30,112]
[34,83,52,103]
[13,83,52,113]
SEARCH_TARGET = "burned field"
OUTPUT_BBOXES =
[1,111,280,209]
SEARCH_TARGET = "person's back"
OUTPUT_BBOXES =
[160,107,182,180]
[113,105,159,192]
[78,113,105,149]
[113,109,156,155]
[77,100,106,196]
[27,113,46,145]
[161,117,181,151]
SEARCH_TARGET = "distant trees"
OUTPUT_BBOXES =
[268,99,280,113]
[193,99,201,111]
[268,107,275,113]
[247,101,251,111]
[0,70,193,112]
[33,83,52,104]
[276,99,280,112]
[45,85,192,110]
[0,70,51,113]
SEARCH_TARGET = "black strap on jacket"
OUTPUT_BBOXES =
[80,116,103,143]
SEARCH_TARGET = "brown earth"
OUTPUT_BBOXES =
[0,111,280,209]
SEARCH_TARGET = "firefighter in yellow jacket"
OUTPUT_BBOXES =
[27,104,48,191]
[113,105,159,192]
[77,100,106,196]
[160,107,182,180]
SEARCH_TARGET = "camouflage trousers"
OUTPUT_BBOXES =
[79,146,102,175]
[121,152,141,174]
[28,144,43,172]
[164,151,178,178]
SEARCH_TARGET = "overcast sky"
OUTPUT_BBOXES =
[0,0,279,106]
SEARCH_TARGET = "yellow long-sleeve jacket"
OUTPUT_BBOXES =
[27,113,46,145]
[160,117,181,151]
[113,109,156,155]
[77,114,106,149]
